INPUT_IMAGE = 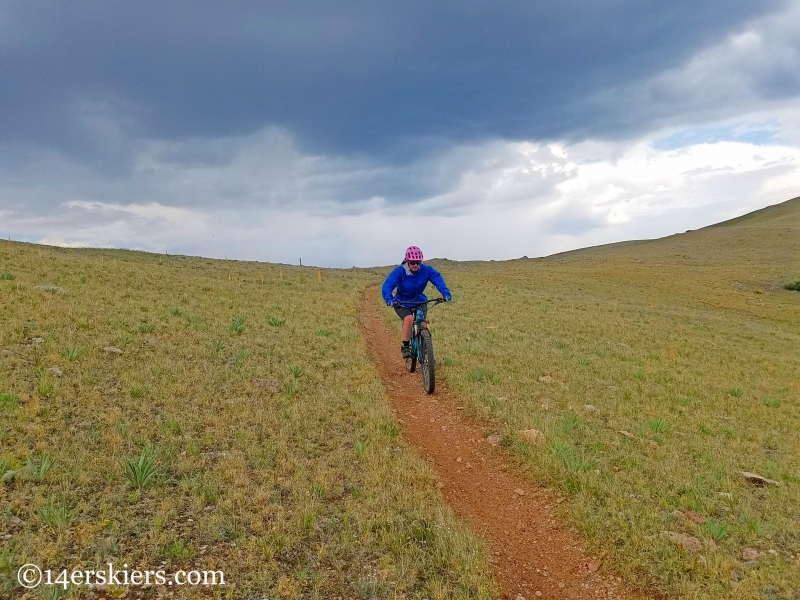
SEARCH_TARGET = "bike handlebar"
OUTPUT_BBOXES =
[391,297,448,308]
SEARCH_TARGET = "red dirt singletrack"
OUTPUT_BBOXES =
[360,288,651,600]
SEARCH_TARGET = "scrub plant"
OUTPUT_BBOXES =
[60,346,82,361]
[38,498,77,530]
[230,315,246,333]
[123,447,159,489]
[0,392,18,408]
[25,453,54,482]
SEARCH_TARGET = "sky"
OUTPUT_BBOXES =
[1,0,799,268]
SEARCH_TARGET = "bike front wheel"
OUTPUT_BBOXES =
[419,328,435,394]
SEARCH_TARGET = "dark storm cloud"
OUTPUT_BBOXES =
[0,0,785,164]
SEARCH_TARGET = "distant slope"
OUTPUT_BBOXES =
[541,196,800,284]
[705,195,800,228]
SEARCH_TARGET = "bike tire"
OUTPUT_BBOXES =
[419,328,435,394]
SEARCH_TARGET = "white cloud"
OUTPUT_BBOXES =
[16,201,209,252]
[2,121,799,267]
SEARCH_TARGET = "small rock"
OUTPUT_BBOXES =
[102,346,123,354]
[538,375,553,383]
[740,471,781,486]
[487,434,501,446]
[31,337,44,344]
[517,520,526,530]
[519,428,544,445]
[618,430,635,439]
[48,367,63,377]
[514,488,526,496]
[584,404,597,412]
[252,378,281,393]
[684,510,706,524]
[35,285,66,294]
[535,592,542,598]
[516,595,526,600]
[6,515,25,527]
[742,548,759,562]
[767,549,777,556]
[456,456,462,463]
[587,559,601,573]
[203,450,230,459]
[661,531,702,553]
[671,510,685,519]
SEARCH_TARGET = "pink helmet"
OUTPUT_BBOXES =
[404,246,423,262]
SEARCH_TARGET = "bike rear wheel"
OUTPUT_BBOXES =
[419,328,435,394]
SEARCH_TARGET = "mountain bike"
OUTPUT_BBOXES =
[393,298,446,394]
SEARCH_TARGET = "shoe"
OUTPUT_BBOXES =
[401,344,411,359]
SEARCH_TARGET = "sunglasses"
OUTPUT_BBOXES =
[408,261,421,266]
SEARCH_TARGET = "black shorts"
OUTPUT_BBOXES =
[394,305,427,320]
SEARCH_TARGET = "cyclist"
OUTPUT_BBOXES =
[382,246,452,359]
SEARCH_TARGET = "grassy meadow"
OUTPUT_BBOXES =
[0,246,495,599]
[423,198,800,599]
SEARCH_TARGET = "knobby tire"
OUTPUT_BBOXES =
[420,328,435,394]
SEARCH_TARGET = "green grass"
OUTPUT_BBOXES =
[25,453,54,482]
[60,346,82,361]
[0,242,494,599]
[647,417,671,434]
[702,518,730,541]
[0,392,18,408]
[123,447,160,489]
[38,498,77,530]
[784,280,800,291]
[230,315,246,333]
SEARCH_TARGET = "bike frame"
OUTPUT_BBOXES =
[394,298,445,361]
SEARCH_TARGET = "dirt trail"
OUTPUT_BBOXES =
[360,288,650,600]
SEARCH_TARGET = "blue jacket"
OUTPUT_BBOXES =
[382,262,452,306]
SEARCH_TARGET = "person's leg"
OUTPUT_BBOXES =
[394,306,413,358]
[401,315,413,342]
